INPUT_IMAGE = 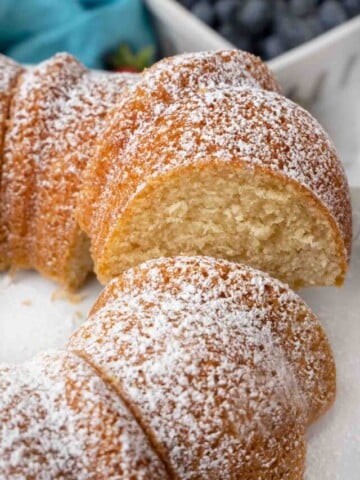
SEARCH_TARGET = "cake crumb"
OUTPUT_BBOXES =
[72,311,85,327]
[51,288,85,305]
[21,299,32,306]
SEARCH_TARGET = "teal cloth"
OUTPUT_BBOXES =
[0,0,155,69]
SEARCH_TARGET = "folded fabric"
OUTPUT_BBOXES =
[0,0,155,69]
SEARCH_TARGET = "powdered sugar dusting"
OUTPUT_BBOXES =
[0,54,21,124]
[69,256,335,479]
[0,350,168,479]
[140,49,282,96]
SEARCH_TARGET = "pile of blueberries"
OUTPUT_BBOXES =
[177,0,360,59]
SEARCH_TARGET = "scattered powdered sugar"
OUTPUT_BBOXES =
[0,350,168,479]
[69,256,335,479]
[140,49,282,96]
[0,54,21,124]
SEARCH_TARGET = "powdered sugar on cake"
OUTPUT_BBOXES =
[69,256,335,479]
[81,51,351,268]
[0,350,168,479]
[140,50,282,95]
[0,54,23,268]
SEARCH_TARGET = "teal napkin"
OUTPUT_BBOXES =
[0,0,155,69]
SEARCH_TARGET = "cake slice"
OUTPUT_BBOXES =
[77,49,282,236]
[79,83,351,288]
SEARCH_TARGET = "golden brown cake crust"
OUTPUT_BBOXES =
[69,256,336,479]
[0,55,23,270]
[2,54,86,272]
[2,53,137,288]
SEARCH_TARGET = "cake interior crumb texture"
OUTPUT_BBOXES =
[99,164,345,289]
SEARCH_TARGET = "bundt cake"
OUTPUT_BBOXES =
[0,49,352,290]
[2,53,138,288]
[0,49,351,478]
[77,54,351,287]
[0,54,23,271]
[0,256,335,479]
[0,350,169,479]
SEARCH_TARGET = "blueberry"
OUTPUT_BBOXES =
[342,0,360,17]
[214,0,239,24]
[318,0,347,30]
[304,14,325,37]
[274,0,289,15]
[236,0,272,35]
[178,0,197,8]
[191,0,216,26]
[276,14,314,48]
[260,34,286,59]
[289,0,317,17]
[218,23,252,50]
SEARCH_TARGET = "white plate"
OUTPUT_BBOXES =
[0,189,359,479]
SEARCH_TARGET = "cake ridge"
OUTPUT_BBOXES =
[0,349,169,479]
[0,54,23,270]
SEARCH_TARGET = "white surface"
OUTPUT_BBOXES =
[302,188,360,479]
[0,274,101,364]
[0,190,359,479]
